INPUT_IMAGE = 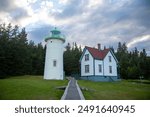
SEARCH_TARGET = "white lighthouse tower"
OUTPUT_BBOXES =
[44,27,65,80]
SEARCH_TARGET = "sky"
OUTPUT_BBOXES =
[0,0,150,54]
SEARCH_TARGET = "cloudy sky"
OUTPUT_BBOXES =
[0,0,150,54]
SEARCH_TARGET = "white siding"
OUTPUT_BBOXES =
[103,51,117,76]
[81,49,94,76]
[95,60,103,75]
[44,39,64,80]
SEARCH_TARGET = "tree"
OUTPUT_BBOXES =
[116,42,150,79]
[0,23,45,78]
[64,42,82,76]
[139,49,149,79]
[116,42,129,79]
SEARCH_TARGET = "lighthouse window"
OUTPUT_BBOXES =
[53,60,57,67]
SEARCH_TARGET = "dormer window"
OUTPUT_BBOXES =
[109,56,111,62]
[85,54,89,61]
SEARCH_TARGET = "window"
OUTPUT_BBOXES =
[85,65,89,73]
[85,54,89,61]
[53,60,57,67]
[99,64,102,73]
[109,56,111,62]
[109,66,112,73]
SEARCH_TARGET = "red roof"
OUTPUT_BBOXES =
[85,46,110,60]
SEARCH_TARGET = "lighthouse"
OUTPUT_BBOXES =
[44,27,65,80]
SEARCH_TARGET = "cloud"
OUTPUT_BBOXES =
[49,0,150,52]
[75,0,150,48]
[0,0,16,12]
[10,8,29,22]
[127,35,150,48]
[27,24,53,43]
[40,1,53,9]
[0,0,30,25]
[59,0,69,5]
[0,0,150,55]
[55,0,83,19]
[27,0,37,4]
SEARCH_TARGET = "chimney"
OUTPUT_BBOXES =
[104,46,106,50]
[97,43,101,51]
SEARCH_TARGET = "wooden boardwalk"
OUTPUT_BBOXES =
[61,78,85,100]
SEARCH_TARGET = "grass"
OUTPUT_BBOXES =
[0,75,68,100]
[1,76,149,100]
[78,80,150,100]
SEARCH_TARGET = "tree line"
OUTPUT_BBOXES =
[114,42,150,79]
[0,23,45,78]
[0,23,149,79]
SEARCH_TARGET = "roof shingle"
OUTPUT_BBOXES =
[85,46,110,60]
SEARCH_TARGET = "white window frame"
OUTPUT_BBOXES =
[109,66,112,73]
[85,54,89,61]
[99,64,102,73]
[85,65,89,73]
[109,56,111,62]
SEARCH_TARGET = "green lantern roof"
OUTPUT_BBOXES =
[45,27,65,42]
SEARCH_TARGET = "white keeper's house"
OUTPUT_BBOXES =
[80,44,120,81]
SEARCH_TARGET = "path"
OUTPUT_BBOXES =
[61,78,85,100]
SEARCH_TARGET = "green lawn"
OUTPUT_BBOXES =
[0,76,68,100]
[78,80,150,100]
[1,76,149,100]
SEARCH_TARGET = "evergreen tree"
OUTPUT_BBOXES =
[116,42,129,79]
[0,23,45,78]
[64,42,82,76]
[139,49,148,79]
[116,42,150,79]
